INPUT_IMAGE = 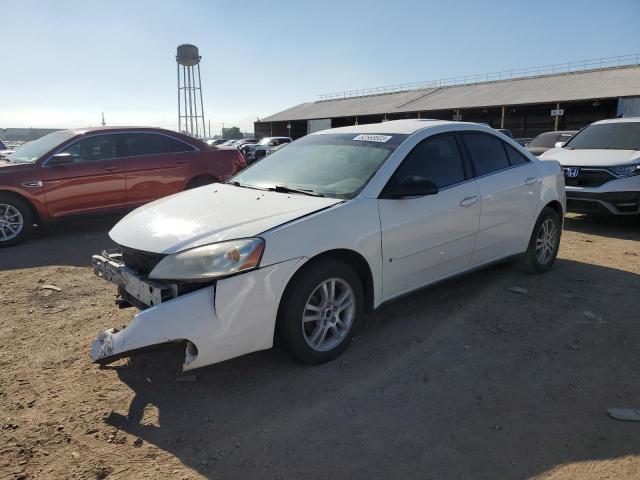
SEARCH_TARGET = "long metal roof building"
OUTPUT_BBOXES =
[255,58,640,139]
[262,65,640,122]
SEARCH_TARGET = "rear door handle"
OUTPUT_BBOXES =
[175,158,187,164]
[525,176,538,185]
[460,196,479,207]
[104,166,119,172]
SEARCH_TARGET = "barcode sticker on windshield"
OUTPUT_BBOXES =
[353,134,392,143]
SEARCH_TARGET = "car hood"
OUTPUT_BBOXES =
[526,147,550,156]
[0,160,34,171]
[540,148,640,166]
[109,183,342,254]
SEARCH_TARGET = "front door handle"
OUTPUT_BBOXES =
[525,176,538,185]
[460,196,479,207]
[175,158,187,164]
[104,166,119,172]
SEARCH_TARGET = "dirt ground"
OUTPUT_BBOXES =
[1,213,639,480]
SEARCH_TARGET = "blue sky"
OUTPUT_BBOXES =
[1,0,639,134]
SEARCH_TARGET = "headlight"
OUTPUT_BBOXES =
[610,163,640,177]
[148,238,264,281]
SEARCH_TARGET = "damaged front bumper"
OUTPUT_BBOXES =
[90,251,304,371]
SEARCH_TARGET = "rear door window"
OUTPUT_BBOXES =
[462,133,510,176]
[122,133,165,157]
[164,136,196,153]
[503,143,529,166]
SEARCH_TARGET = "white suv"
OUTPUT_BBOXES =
[540,118,640,216]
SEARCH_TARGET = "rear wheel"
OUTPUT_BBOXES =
[522,207,561,273]
[278,259,363,364]
[0,194,34,247]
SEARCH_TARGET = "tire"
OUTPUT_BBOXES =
[0,193,34,247]
[522,207,562,273]
[277,259,364,364]
[186,176,216,190]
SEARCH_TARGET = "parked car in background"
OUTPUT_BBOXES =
[243,136,292,163]
[233,139,258,149]
[0,140,8,151]
[526,131,577,156]
[0,126,246,246]
[515,138,532,147]
[90,119,565,372]
[206,139,227,146]
[540,118,639,215]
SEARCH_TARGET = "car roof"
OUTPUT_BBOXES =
[312,119,484,135]
[63,126,192,136]
[592,117,640,125]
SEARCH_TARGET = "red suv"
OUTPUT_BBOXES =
[0,127,246,246]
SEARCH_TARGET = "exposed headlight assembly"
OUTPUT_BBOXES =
[610,162,640,177]
[148,238,264,281]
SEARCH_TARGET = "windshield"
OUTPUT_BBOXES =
[529,131,576,148]
[7,131,75,163]
[564,123,640,150]
[231,133,409,198]
[258,138,272,145]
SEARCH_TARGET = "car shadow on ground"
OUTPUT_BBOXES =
[0,215,120,270]
[563,213,639,241]
[104,258,640,480]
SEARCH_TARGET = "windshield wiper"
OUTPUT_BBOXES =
[227,180,268,191]
[267,185,324,197]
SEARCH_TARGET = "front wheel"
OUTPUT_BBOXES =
[522,207,562,273]
[277,259,364,364]
[0,194,34,247]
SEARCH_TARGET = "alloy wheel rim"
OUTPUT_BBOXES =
[0,203,23,241]
[302,278,355,352]
[535,218,557,265]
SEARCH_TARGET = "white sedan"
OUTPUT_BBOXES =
[91,119,565,371]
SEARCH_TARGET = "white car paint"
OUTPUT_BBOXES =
[92,119,565,370]
[110,183,342,254]
[540,117,640,215]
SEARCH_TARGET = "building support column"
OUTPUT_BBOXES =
[500,106,506,129]
[554,102,560,131]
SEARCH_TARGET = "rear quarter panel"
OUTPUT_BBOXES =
[189,147,246,184]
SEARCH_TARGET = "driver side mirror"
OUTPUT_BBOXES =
[48,153,75,166]
[383,175,439,199]
[554,141,566,148]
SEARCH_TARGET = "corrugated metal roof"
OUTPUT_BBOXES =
[260,66,640,122]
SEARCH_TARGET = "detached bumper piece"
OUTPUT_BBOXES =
[566,191,640,215]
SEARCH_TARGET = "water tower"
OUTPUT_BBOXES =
[176,44,206,138]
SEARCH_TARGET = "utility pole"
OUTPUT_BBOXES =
[101,112,106,126]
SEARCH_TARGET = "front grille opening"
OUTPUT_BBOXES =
[565,170,615,188]
[121,246,166,275]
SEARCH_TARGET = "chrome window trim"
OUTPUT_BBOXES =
[43,130,200,167]
[471,162,532,181]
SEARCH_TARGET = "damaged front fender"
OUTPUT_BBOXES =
[90,257,305,371]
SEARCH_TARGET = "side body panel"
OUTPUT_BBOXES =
[378,180,481,299]
[125,152,192,207]
[41,158,126,218]
[260,198,384,307]
[471,162,542,265]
